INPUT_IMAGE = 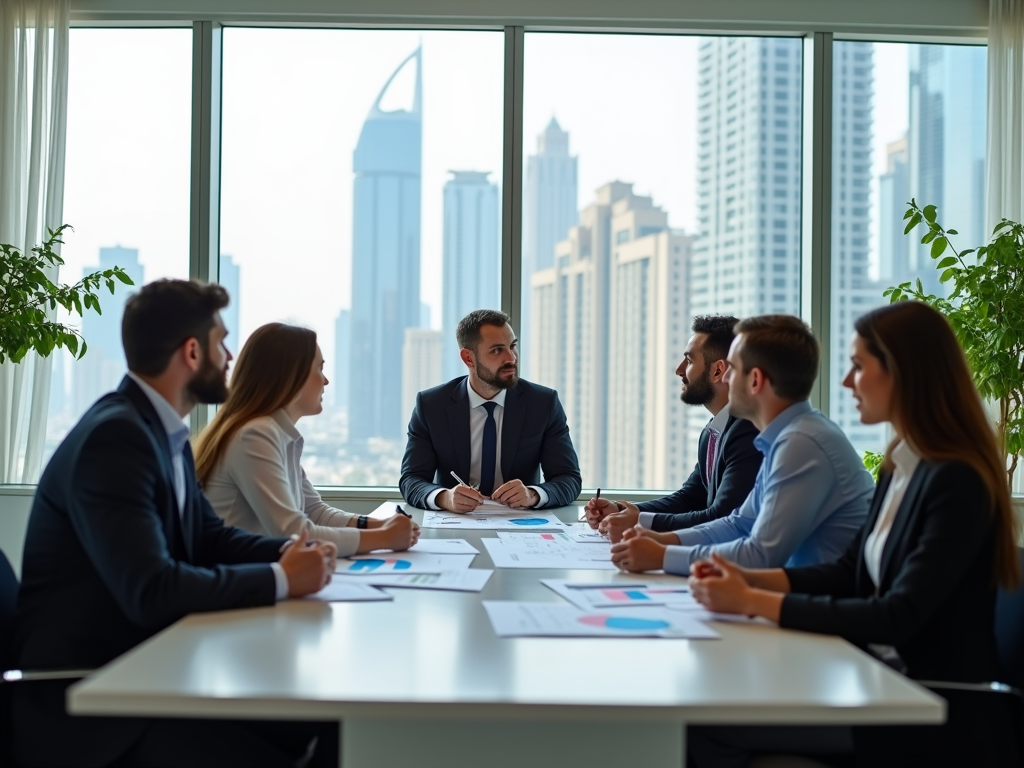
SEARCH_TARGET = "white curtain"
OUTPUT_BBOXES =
[987,0,1024,228]
[0,0,69,483]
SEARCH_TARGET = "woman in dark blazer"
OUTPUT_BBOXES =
[686,301,1021,768]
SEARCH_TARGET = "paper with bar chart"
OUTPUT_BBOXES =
[335,552,476,575]
[421,510,564,530]
[299,581,394,603]
[559,523,611,544]
[540,578,698,609]
[482,601,720,639]
[481,531,616,570]
[352,569,494,593]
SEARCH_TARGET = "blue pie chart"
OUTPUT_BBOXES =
[580,615,672,631]
[510,518,548,526]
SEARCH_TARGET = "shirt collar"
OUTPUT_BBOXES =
[753,400,812,454]
[891,440,922,474]
[127,372,190,454]
[708,402,731,434]
[467,384,507,411]
[271,409,303,442]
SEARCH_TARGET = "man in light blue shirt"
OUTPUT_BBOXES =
[611,314,873,575]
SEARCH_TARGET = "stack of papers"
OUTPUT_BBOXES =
[482,601,720,639]
[481,531,616,570]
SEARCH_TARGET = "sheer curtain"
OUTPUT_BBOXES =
[0,0,70,483]
[987,0,1024,228]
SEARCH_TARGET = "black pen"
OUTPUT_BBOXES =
[396,504,412,518]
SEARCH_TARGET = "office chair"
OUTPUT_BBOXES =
[0,548,91,767]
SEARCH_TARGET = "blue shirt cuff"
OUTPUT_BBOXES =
[662,545,695,576]
[270,562,289,601]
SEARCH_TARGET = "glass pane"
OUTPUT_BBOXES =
[829,42,986,455]
[45,29,192,466]
[220,29,504,486]
[522,33,803,491]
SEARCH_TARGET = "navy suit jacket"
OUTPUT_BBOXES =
[637,414,761,532]
[12,377,288,768]
[400,377,582,509]
[781,460,999,683]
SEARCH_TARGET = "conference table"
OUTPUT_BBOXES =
[69,503,943,768]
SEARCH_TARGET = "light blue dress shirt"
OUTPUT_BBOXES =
[662,400,873,576]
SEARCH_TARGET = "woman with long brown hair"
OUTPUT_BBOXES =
[195,323,417,556]
[686,301,1020,768]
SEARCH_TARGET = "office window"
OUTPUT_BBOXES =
[220,29,503,485]
[829,42,986,455]
[43,29,192,467]
[521,33,802,492]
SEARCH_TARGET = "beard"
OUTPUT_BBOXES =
[680,368,715,406]
[187,351,229,405]
[477,358,519,390]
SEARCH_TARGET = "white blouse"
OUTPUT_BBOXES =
[863,440,922,586]
[203,410,360,556]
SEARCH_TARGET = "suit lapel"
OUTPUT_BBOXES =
[119,377,191,559]
[500,383,525,482]
[697,426,712,503]
[180,442,199,561]
[447,379,472,482]
[877,464,928,587]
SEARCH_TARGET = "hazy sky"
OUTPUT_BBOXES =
[60,28,918,373]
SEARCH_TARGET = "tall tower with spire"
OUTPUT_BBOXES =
[348,47,423,446]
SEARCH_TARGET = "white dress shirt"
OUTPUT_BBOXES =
[863,440,922,586]
[426,385,548,509]
[203,410,361,556]
[127,373,288,599]
[638,403,730,530]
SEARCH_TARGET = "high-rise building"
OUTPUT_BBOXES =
[908,44,986,295]
[442,170,499,382]
[522,118,578,373]
[348,47,423,446]
[75,246,144,415]
[878,136,910,284]
[219,254,241,340]
[401,328,443,435]
[333,309,350,411]
[532,183,692,487]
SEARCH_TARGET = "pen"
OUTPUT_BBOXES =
[580,487,601,522]
[450,470,476,489]
[396,504,412,518]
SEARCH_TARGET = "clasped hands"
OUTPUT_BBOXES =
[439,479,539,513]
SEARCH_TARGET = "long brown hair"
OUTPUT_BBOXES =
[854,301,1020,588]
[194,323,317,486]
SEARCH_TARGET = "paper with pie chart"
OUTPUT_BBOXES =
[335,552,476,575]
[421,510,564,530]
[481,532,616,570]
[541,578,700,609]
[482,601,720,639]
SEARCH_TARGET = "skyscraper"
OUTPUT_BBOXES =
[908,44,986,294]
[219,254,240,340]
[442,170,499,381]
[522,118,578,372]
[75,246,144,415]
[333,308,350,411]
[401,328,443,434]
[348,47,423,446]
[878,136,910,284]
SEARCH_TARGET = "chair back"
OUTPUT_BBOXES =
[0,550,17,671]
[995,547,1024,692]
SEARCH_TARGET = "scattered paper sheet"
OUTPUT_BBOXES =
[559,523,610,543]
[482,534,617,570]
[422,510,564,530]
[355,569,494,593]
[300,581,393,602]
[482,601,720,639]
[541,578,698,610]
[335,552,476,575]
[402,538,480,555]
[475,499,516,511]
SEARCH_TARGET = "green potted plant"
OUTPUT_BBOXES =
[0,225,134,364]
[884,200,1024,490]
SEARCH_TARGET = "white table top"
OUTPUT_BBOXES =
[69,503,944,726]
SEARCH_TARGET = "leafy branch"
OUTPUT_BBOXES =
[888,200,1024,489]
[0,225,134,365]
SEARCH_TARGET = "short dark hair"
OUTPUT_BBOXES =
[456,309,510,351]
[733,314,819,401]
[122,279,230,376]
[691,315,740,367]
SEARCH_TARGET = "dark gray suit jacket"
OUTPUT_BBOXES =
[12,377,288,768]
[400,377,582,509]
[637,414,761,532]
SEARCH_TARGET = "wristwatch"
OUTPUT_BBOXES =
[356,515,368,529]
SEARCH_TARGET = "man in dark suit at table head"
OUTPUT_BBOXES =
[400,309,582,512]
[12,279,337,768]
[583,315,762,542]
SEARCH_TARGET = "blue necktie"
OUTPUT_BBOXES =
[479,401,498,496]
